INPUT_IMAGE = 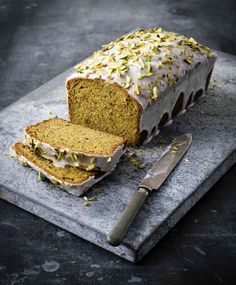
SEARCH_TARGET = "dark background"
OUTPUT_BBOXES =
[0,0,235,284]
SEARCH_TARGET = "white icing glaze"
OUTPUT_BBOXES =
[141,56,216,143]
[23,131,124,172]
[11,146,110,197]
[66,28,217,144]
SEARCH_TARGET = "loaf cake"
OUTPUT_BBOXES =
[23,118,125,172]
[11,142,109,196]
[67,28,217,146]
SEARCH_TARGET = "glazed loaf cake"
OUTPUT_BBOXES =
[67,28,217,146]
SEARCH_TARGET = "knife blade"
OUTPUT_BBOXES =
[107,133,192,246]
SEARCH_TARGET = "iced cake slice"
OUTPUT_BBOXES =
[24,118,126,172]
[11,142,109,196]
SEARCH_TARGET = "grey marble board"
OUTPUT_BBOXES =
[0,51,235,263]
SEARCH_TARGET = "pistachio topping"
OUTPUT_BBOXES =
[37,172,45,181]
[151,86,158,100]
[50,179,60,185]
[133,83,140,95]
[74,28,215,105]
[86,164,95,171]
[56,151,66,161]
[138,163,145,169]
[70,153,78,162]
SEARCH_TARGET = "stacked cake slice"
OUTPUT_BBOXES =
[11,118,126,196]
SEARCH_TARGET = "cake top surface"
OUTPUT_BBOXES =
[24,118,125,155]
[72,28,216,108]
[12,142,98,185]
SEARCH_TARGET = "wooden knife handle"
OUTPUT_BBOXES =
[107,187,149,246]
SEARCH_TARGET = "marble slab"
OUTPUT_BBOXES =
[0,51,235,262]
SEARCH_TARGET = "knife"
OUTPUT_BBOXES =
[107,133,192,246]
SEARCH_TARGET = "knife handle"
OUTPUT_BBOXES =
[107,187,149,246]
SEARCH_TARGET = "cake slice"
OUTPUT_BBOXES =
[23,118,126,172]
[11,142,109,196]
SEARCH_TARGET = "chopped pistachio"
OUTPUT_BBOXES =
[50,179,60,185]
[145,54,152,62]
[109,55,115,62]
[86,164,95,171]
[138,72,144,80]
[138,58,145,69]
[143,71,154,77]
[83,201,90,207]
[151,86,158,100]
[56,151,65,161]
[172,146,179,151]
[90,157,96,163]
[208,51,215,58]
[37,172,45,181]
[20,161,29,167]
[183,58,192,64]
[162,57,174,64]
[168,78,176,86]
[126,150,136,158]
[88,197,97,202]
[150,45,160,54]
[146,63,152,73]
[119,82,126,88]
[133,83,140,95]
[97,187,104,194]
[107,157,112,162]
[188,37,197,45]
[117,68,122,77]
[117,53,129,59]
[125,75,132,88]
[138,163,145,169]
[92,62,105,69]
[70,153,78,161]
[109,67,116,74]
[130,158,138,166]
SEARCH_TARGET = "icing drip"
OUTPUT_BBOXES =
[140,57,216,143]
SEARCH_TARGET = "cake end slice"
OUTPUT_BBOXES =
[11,142,109,197]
